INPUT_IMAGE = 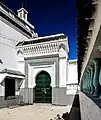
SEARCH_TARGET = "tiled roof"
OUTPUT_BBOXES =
[0,69,25,77]
[16,34,67,46]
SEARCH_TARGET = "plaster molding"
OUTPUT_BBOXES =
[16,39,68,58]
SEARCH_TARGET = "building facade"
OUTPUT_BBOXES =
[16,34,69,105]
[0,2,74,107]
[0,2,37,107]
[0,1,37,72]
[66,60,78,105]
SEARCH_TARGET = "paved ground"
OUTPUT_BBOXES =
[0,104,71,120]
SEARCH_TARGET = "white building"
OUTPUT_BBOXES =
[0,2,77,107]
[0,2,37,107]
[16,34,69,105]
[66,60,78,105]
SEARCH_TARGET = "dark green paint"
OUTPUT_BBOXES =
[35,71,52,103]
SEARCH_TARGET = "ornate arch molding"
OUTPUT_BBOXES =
[59,43,67,51]
[35,70,51,82]
[0,59,3,64]
[17,49,23,55]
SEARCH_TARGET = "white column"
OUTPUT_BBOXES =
[59,48,67,87]
[17,53,25,88]
[17,53,24,74]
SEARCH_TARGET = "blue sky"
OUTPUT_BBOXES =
[4,0,77,59]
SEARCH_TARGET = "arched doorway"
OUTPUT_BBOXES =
[35,71,52,103]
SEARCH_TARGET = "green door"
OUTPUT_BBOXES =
[35,71,52,103]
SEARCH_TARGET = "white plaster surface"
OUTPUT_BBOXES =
[20,80,25,88]
[0,85,4,96]
[16,35,69,90]
[0,19,28,72]
[0,74,6,84]
[0,18,28,97]
[0,15,69,105]
[59,58,67,87]
[79,91,101,120]
[66,60,78,105]
[59,47,67,88]
[17,60,24,74]
[67,60,78,84]
[28,63,55,88]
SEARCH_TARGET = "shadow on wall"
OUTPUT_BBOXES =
[50,91,81,120]
[86,92,101,109]
[66,94,76,105]
[62,92,81,120]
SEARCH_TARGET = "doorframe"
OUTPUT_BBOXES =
[35,70,52,103]
[5,77,15,100]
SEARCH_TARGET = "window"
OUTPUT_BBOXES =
[23,11,26,19]
[19,12,22,18]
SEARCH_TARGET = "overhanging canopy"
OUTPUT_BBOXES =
[0,68,25,85]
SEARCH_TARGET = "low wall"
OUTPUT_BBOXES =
[79,91,101,120]
[0,96,7,108]
[0,95,23,108]
[52,87,67,105]
[66,89,77,105]
[66,94,75,105]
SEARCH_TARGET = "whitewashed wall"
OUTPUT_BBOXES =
[27,63,55,88]
[17,54,25,74]
[68,60,78,84]
[0,19,28,72]
[0,19,28,97]
[79,91,101,120]
[66,60,78,105]
[59,47,68,87]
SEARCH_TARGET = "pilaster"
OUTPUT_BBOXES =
[89,66,94,95]
[59,48,67,87]
[92,59,101,97]
[82,72,88,93]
